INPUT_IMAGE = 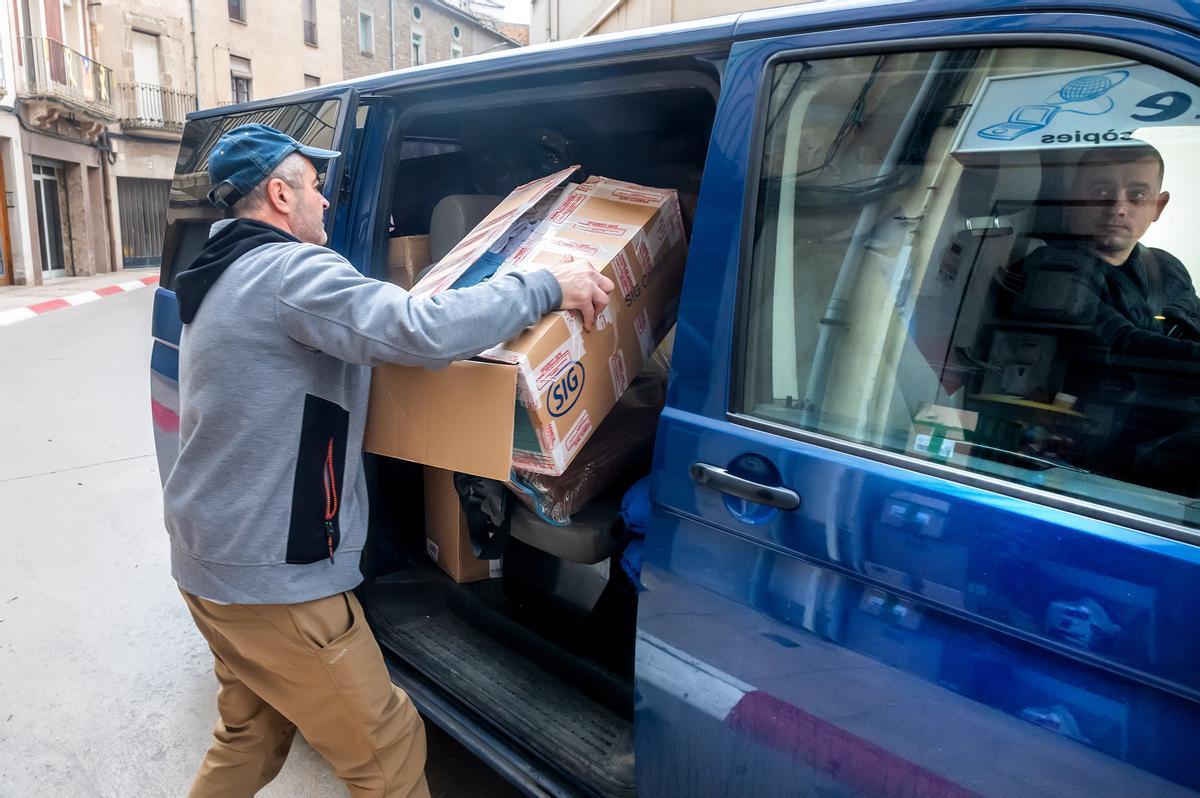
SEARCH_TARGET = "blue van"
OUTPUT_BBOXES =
[151,1,1200,795]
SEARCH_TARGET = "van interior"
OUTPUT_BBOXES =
[359,55,721,797]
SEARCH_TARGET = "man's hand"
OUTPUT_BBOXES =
[547,255,615,331]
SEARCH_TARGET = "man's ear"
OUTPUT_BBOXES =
[1153,190,1170,222]
[266,177,292,215]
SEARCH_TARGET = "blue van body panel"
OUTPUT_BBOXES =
[151,286,182,350]
[640,6,1200,797]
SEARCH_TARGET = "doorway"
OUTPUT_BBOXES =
[32,160,71,279]
[0,149,12,286]
[131,32,163,123]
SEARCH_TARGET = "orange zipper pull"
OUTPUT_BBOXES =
[325,520,335,564]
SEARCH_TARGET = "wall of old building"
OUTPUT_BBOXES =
[341,0,511,81]
[192,0,344,107]
[530,0,807,42]
[2,0,522,285]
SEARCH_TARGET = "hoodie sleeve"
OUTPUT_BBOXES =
[275,245,563,367]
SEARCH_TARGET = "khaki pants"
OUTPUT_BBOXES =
[182,589,430,798]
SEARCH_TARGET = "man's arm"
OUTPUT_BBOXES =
[274,245,563,367]
[1090,253,1200,361]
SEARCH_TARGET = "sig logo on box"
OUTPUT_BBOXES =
[548,362,585,417]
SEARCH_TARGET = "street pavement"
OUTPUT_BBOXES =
[0,282,521,796]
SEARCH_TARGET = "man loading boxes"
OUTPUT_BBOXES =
[160,125,613,796]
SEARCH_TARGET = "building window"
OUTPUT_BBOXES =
[304,74,320,89]
[452,24,461,40]
[412,5,422,21]
[411,30,425,66]
[228,0,245,23]
[303,0,317,46]
[359,12,374,55]
[229,55,252,103]
[450,44,463,59]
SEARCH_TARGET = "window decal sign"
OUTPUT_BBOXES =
[952,61,1200,158]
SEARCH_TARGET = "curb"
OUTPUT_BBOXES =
[0,275,159,327]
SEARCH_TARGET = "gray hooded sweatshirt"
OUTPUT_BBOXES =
[162,219,561,604]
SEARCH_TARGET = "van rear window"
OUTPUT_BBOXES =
[160,99,341,288]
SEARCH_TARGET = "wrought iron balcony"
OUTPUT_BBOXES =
[120,83,194,133]
[17,37,117,120]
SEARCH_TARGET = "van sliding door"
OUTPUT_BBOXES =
[640,11,1200,798]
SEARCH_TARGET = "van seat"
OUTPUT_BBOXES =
[429,194,503,262]
[510,501,623,565]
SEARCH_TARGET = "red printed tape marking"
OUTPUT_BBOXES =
[549,192,587,224]
[570,219,629,237]
[611,187,666,205]
[538,420,559,452]
[635,238,654,277]
[564,410,592,455]
[551,239,600,257]
[609,351,628,401]
[535,347,574,393]
[614,252,637,297]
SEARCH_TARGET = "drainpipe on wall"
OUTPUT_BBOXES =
[98,132,121,273]
[189,0,201,110]
[85,0,120,274]
[388,0,395,71]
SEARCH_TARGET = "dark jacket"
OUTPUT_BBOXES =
[1020,243,1200,360]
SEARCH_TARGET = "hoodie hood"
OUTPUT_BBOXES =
[174,218,299,323]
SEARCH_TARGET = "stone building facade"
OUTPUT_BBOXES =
[341,0,516,81]
[4,0,120,285]
[530,0,810,42]
[1,0,517,287]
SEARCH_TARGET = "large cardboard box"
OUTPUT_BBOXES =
[424,467,501,583]
[365,166,687,480]
[388,234,431,290]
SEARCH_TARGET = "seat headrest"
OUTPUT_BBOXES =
[429,194,504,263]
[957,163,1043,217]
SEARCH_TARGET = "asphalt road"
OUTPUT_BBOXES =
[0,283,522,797]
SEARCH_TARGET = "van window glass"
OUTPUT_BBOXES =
[160,99,341,287]
[740,48,1200,530]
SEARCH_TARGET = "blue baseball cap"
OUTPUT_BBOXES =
[206,123,341,208]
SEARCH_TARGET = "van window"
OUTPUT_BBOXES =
[738,47,1200,530]
[160,99,341,287]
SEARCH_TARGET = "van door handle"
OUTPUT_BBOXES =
[689,463,801,511]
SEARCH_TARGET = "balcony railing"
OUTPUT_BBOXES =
[18,37,116,119]
[120,83,194,133]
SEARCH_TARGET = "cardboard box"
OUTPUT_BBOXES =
[365,166,687,480]
[388,234,431,290]
[908,403,978,461]
[424,467,501,583]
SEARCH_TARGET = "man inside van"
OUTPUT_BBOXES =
[162,124,613,797]
[1021,143,1200,358]
[1015,143,1200,493]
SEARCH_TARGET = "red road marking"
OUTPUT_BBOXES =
[27,299,70,314]
[726,691,981,798]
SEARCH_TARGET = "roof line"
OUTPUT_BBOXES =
[429,0,523,46]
